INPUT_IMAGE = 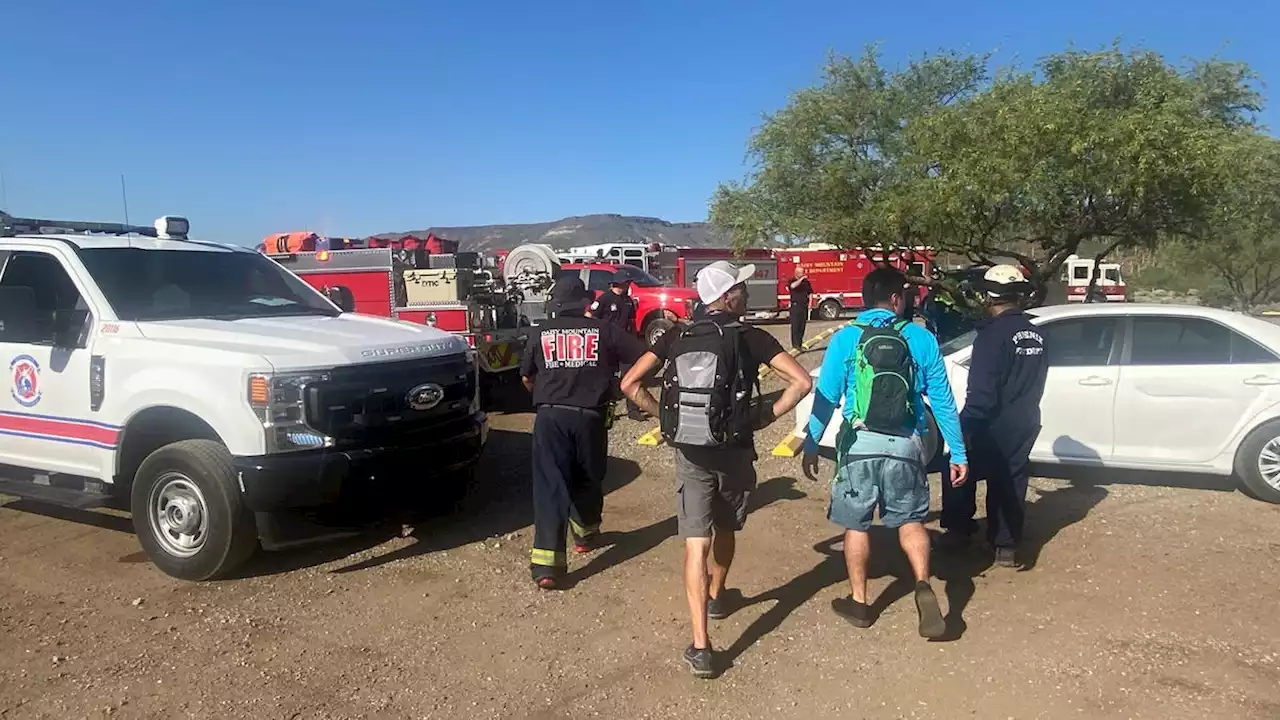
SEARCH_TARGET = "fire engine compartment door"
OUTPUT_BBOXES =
[402,269,469,304]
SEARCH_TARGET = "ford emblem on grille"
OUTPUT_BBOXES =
[407,383,444,411]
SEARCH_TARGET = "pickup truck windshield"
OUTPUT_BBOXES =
[613,265,662,287]
[78,248,340,321]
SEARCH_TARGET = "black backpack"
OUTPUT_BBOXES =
[659,320,757,448]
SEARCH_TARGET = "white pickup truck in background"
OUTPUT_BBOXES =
[0,212,488,580]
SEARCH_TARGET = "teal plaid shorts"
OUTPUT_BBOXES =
[828,427,929,531]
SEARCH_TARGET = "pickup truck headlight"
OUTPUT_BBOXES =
[247,372,333,453]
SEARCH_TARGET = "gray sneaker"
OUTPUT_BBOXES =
[707,589,738,620]
[683,645,715,679]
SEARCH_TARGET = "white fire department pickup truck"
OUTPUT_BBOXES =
[0,212,487,581]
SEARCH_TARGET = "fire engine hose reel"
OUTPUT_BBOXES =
[503,244,560,284]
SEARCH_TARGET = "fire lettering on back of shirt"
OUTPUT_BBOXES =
[540,328,602,368]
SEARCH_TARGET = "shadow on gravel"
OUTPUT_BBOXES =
[563,475,808,587]
[722,525,949,671]
[928,532,993,642]
[1,500,134,534]
[1030,462,1237,494]
[1017,481,1110,571]
[719,480,1097,669]
[327,428,642,575]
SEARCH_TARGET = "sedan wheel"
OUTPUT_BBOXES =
[1234,420,1280,504]
[1258,436,1280,491]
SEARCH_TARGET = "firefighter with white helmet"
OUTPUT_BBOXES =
[937,264,1049,568]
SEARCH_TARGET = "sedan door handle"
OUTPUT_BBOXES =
[1077,376,1113,387]
[1243,375,1280,386]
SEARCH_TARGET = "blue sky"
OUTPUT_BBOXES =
[1,0,1272,244]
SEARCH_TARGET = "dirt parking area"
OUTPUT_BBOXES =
[2,318,1279,719]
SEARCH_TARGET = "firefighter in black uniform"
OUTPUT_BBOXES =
[521,276,645,589]
[939,265,1049,568]
[589,277,645,420]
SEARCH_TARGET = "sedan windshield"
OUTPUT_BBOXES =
[78,248,340,321]
[939,329,979,356]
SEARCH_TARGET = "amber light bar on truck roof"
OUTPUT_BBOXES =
[0,211,190,240]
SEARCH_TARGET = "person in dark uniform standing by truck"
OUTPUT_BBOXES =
[521,276,645,589]
[590,277,645,420]
[938,265,1049,568]
[788,266,813,350]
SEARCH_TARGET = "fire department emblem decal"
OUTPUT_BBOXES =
[10,355,42,408]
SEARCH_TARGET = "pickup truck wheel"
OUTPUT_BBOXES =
[1234,420,1280,504]
[645,318,675,347]
[817,299,843,321]
[130,439,258,581]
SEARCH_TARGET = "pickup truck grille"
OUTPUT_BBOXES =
[303,355,474,443]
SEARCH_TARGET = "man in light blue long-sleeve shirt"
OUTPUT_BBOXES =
[803,267,968,639]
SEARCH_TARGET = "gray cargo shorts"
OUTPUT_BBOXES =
[674,446,758,538]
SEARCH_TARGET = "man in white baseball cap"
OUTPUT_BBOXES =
[940,263,1049,569]
[620,259,812,679]
[696,259,759,307]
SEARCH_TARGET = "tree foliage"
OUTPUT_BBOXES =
[708,47,987,249]
[710,43,1266,305]
[1166,134,1280,309]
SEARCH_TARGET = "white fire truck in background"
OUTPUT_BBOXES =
[1060,254,1130,302]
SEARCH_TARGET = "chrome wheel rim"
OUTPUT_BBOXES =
[148,473,209,558]
[1259,436,1280,491]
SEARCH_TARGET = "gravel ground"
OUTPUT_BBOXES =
[2,318,1279,719]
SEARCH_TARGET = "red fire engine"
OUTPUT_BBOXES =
[259,234,544,396]
[773,245,936,320]
[654,247,780,314]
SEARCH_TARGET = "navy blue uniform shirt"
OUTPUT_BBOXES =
[959,310,1049,457]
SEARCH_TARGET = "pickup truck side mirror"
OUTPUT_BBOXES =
[52,308,91,349]
[325,285,356,313]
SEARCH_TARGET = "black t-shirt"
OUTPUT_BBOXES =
[520,313,646,409]
[590,290,636,333]
[789,277,813,307]
[650,311,785,445]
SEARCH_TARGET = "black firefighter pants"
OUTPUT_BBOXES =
[530,405,607,579]
[790,306,809,349]
[941,431,1036,549]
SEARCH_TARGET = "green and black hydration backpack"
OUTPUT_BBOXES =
[850,319,916,436]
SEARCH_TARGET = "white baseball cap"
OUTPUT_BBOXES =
[982,264,1029,297]
[696,260,756,305]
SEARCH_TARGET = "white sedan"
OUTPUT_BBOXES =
[782,304,1280,504]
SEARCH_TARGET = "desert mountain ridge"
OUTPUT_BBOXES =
[372,213,732,252]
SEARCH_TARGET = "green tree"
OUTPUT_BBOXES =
[708,46,987,254]
[1170,134,1280,309]
[712,44,1263,306]
[903,46,1261,301]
